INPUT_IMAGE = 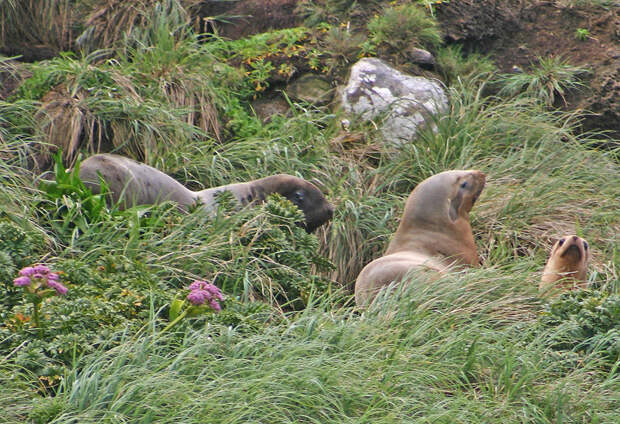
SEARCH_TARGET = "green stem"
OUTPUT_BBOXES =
[160,308,189,335]
[32,301,42,337]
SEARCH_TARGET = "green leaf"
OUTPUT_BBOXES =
[169,298,186,321]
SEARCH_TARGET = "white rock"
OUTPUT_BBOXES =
[341,58,448,145]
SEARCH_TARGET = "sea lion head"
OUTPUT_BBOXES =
[540,235,590,291]
[258,174,334,233]
[402,169,486,229]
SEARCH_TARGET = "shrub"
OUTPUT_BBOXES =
[537,290,620,368]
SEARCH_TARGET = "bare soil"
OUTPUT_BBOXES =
[437,0,619,141]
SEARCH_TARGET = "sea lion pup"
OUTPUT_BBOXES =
[78,154,334,233]
[355,170,486,306]
[539,235,590,292]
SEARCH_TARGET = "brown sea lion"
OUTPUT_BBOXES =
[539,235,590,292]
[355,169,486,306]
[78,154,334,232]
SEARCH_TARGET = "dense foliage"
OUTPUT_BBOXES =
[0,0,618,422]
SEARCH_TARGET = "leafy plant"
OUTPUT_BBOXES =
[574,28,590,41]
[0,221,38,270]
[537,290,620,367]
[38,152,112,240]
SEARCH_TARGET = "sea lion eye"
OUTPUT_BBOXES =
[460,181,468,189]
[583,241,588,250]
[558,238,565,246]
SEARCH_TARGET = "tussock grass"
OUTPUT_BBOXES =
[0,0,80,56]
[497,56,589,107]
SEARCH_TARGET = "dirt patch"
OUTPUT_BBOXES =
[0,59,31,100]
[194,0,302,39]
[437,0,620,141]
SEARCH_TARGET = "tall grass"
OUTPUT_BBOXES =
[0,8,618,423]
[11,271,619,423]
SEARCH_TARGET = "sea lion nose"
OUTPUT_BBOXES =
[326,204,334,219]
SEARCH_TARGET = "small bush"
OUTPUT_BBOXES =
[537,290,620,368]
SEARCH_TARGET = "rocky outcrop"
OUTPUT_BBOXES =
[341,58,448,145]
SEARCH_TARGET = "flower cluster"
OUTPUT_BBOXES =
[187,280,223,311]
[13,264,68,295]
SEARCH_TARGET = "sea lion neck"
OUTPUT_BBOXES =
[253,174,293,193]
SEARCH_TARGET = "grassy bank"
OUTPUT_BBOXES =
[1,1,618,422]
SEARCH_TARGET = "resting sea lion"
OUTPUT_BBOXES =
[355,169,486,306]
[78,154,334,232]
[539,235,589,292]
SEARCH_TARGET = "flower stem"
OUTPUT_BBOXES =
[160,309,189,335]
[32,301,42,337]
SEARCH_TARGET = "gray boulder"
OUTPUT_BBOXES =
[341,58,448,145]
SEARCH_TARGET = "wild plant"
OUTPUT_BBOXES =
[497,56,589,107]
[367,3,442,57]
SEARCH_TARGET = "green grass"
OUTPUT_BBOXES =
[0,5,619,423]
[497,56,589,107]
[5,272,619,423]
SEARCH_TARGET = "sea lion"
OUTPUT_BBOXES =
[78,154,334,232]
[539,235,590,292]
[355,169,486,306]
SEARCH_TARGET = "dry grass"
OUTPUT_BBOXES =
[76,0,202,53]
[0,0,80,56]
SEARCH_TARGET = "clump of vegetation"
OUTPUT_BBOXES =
[320,25,366,75]
[574,27,590,41]
[497,56,589,107]
[537,290,620,368]
[366,3,442,58]
[436,44,497,85]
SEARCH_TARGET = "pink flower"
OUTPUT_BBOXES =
[187,289,209,306]
[47,280,68,295]
[188,280,208,291]
[209,299,222,312]
[15,265,68,295]
[205,284,223,300]
[33,264,50,274]
[186,280,223,311]
[13,276,31,287]
[18,267,35,277]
